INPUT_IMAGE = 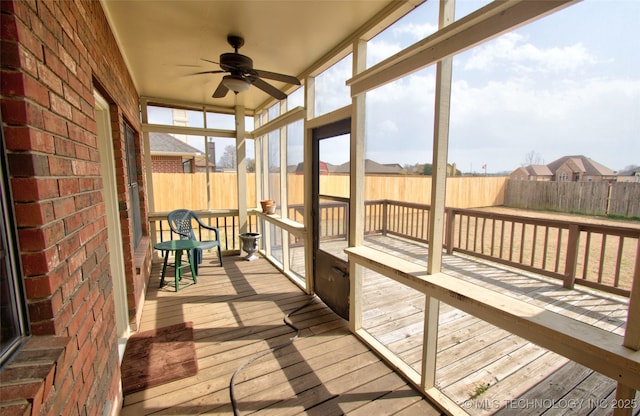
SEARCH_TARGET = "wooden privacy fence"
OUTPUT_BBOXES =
[152,172,509,212]
[505,180,640,218]
[148,199,639,296]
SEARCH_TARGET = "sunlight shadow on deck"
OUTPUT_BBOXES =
[122,255,439,415]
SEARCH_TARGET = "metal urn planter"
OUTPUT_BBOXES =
[239,232,261,261]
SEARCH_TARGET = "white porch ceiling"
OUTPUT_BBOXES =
[100,0,407,112]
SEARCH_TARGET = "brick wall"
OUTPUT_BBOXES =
[152,155,185,173]
[0,0,150,414]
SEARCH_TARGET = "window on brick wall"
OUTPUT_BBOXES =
[0,124,30,366]
[125,122,143,247]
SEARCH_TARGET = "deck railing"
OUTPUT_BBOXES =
[148,209,259,253]
[445,207,639,296]
[364,200,638,297]
[149,200,639,296]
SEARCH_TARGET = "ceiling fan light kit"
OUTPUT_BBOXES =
[222,74,251,92]
[197,35,301,100]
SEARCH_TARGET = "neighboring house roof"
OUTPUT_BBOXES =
[332,159,403,174]
[149,132,202,156]
[617,166,640,176]
[546,155,615,176]
[525,165,553,176]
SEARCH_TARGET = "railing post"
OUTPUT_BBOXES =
[382,199,388,236]
[564,224,580,289]
[445,208,455,254]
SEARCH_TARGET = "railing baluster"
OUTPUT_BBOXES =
[598,234,607,284]
[509,221,515,262]
[531,224,538,267]
[614,237,624,288]
[555,228,563,273]
[583,231,592,280]
[499,220,505,259]
[542,226,549,271]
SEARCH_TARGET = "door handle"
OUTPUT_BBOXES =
[331,266,348,278]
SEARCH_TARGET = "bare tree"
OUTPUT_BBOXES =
[218,145,236,168]
[523,150,543,166]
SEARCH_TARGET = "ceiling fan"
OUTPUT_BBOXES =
[195,35,301,100]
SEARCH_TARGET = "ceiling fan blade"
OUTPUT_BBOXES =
[212,80,229,98]
[253,69,301,85]
[251,77,287,100]
[200,58,220,65]
[190,70,226,75]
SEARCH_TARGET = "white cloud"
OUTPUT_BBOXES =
[448,76,640,172]
[392,22,438,40]
[464,33,600,74]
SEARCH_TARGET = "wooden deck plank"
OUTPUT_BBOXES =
[121,255,439,415]
[124,234,633,415]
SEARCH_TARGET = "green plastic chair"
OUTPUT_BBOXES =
[167,209,223,272]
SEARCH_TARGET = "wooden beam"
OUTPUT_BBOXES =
[235,103,248,235]
[303,76,316,294]
[348,0,579,96]
[349,38,367,332]
[306,105,352,129]
[346,246,640,389]
[624,238,640,350]
[428,0,454,276]
[142,123,235,138]
[249,106,305,139]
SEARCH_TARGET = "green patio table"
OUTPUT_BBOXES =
[154,240,200,291]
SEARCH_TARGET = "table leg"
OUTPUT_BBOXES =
[174,249,182,292]
[188,249,197,284]
[159,250,169,288]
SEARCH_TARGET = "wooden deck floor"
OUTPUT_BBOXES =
[120,254,442,415]
[358,235,639,416]
[122,235,639,415]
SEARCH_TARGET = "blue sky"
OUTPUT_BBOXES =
[358,0,640,173]
[150,0,639,174]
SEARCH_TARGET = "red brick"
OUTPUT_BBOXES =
[54,136,76,157]
[10,177,59,201]
[52,196,75,219]
[57,233,81,261]
[3,126,56,153]
[71,106,88,129]
[50,93,73,119]
[7,152,50,176]
[0,39,21,69]
[62,83,80,110]
[22,248,61,283]
[64,211,83,234]
[43,47,68,82]
[37,61,64,95]
[31,11,57,53]
[0,13,18,41]
[1,380,44,415]
[0,70,25,96]
[58,45,77,76]
[27,297,56,324]
[42,110,68,136]
[0,71,49,107]
[48,155,73,175]
[14,201,54,226]
[14,18,44,61]
[0,401,31,415]
[74,143,90,161]
[66,248,86,276]
[58,177,79,196]
[1,98,44,127]
[17,222,64,250]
